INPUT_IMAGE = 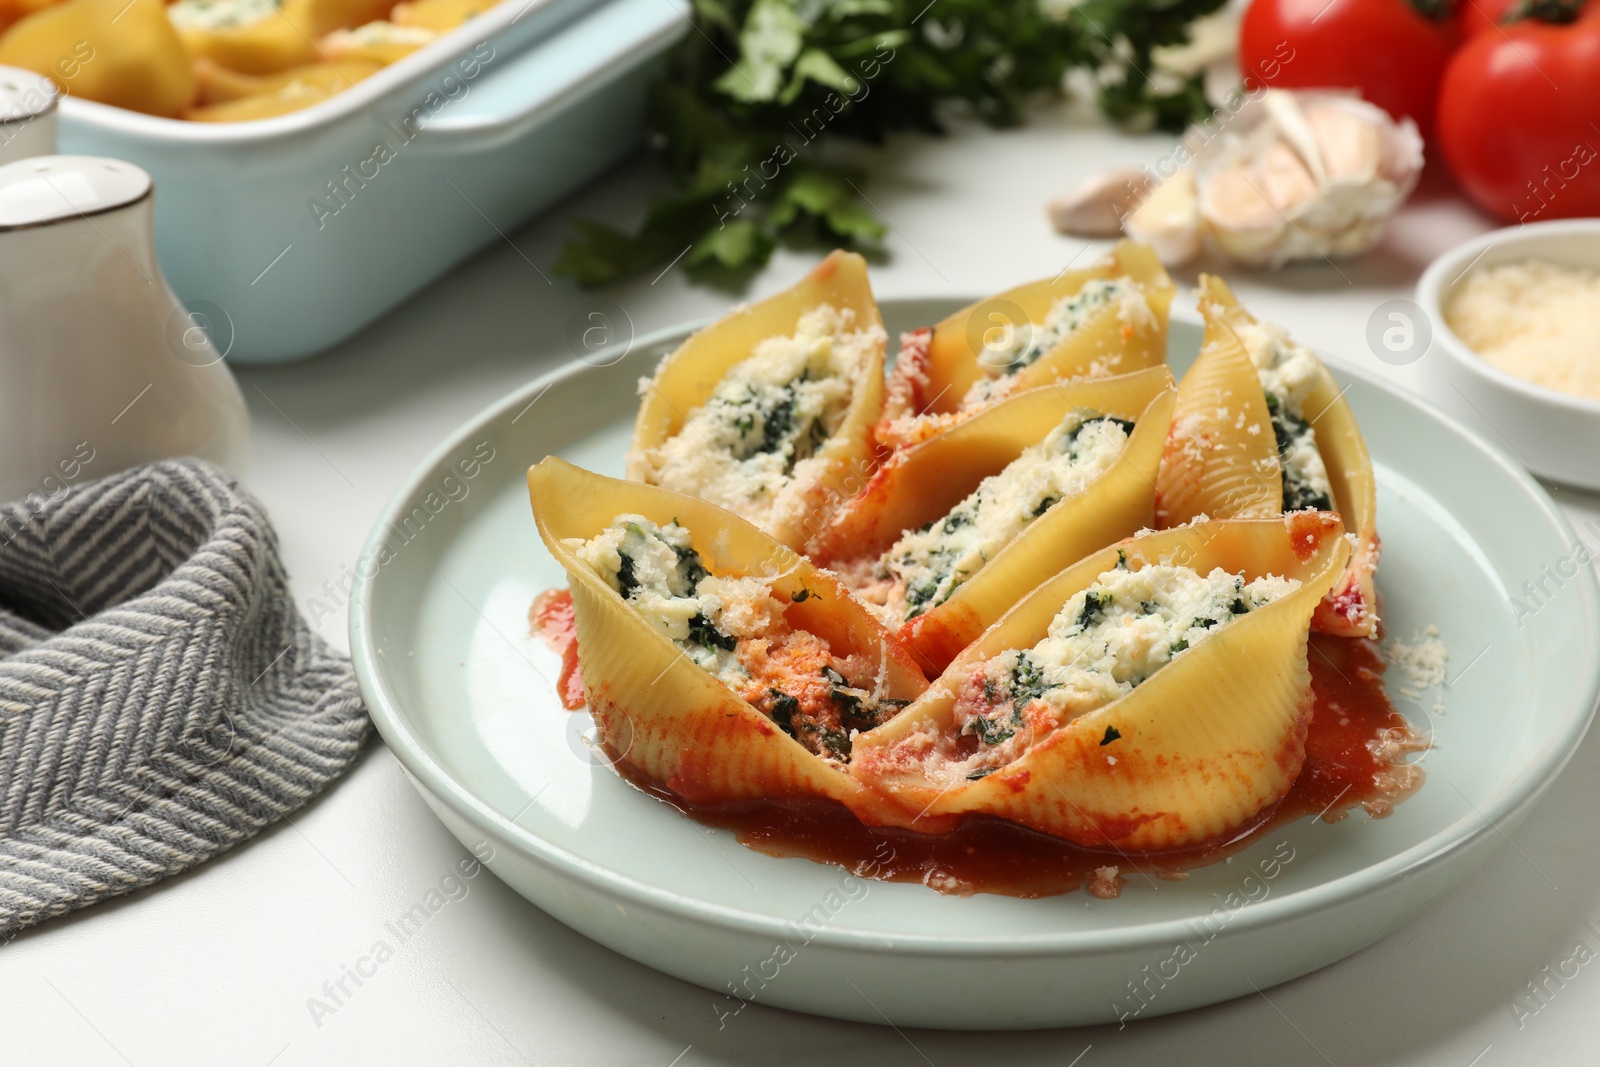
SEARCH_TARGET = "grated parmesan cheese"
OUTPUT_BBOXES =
[1385,624,1448,711]
[1445,260,1600,401]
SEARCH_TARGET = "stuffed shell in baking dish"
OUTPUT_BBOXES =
[1154,275,1380,637]
[0,0,490,119]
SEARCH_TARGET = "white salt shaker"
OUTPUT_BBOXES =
[0,66,57,165]
[0,155,250,502]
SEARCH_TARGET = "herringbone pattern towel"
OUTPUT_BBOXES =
[0,459,369,935]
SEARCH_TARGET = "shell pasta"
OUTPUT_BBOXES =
[528,245,1415,893]
[874,242,1175,452]
[848,515,1349,850]
[627,251,886,553]
[812,366,1176,674]
[1155,275,1381,637]
[532,459,926,809]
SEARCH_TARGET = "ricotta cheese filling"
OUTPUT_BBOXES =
[323,20,437,47]
[854,410,1135,624]
[169,0,278,30]
[568,515,905,764]
[1233,320,1334,513]
[982,278,1154,377]
[927,561,1299,782]
[644,305,880,533]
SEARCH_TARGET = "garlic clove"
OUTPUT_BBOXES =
[1258,141,1320,215]
[1123,169,1202,266]
[1262,90,1327,187]
[1200,162,1279,230]
[1047,166,1151,237]
[1306,101,1381,185]
[1199,163,1291,266]
[1070,88,1424,270]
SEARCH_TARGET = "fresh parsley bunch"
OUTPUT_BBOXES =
[555,0,1227,286]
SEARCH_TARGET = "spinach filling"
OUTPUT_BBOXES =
[902,506,975,618]
[1077,591,1112,629]
[763,667,909,762]
[687,612,736,651]
[963,656,1051,746]
[616,551,639,600]
[673,540,708,588]
[714,377,830,476]
[1264,391,1333,513]
[822,666,908,733]
[998,282,1126,375]
[903,544,961,619]
[895,414,1134,621]
[961,574,1263,749]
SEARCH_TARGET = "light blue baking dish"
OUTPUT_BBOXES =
[55,0,686,364]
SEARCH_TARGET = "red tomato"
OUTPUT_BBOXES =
[1437,4,1600,221]
[1239,0,1457,137]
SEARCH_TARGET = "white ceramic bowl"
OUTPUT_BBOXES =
[1416,218,1600,491]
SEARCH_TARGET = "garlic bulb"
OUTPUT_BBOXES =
[1107,90,1422,269]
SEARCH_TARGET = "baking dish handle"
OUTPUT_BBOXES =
[413,0,687,153]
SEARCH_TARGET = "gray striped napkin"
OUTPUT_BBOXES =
[0,459,369,936]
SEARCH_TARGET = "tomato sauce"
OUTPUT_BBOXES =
[529,588,586,710]
[535,581,1421,898]
[611,635,1420,898]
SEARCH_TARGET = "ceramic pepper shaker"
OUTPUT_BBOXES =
[0,66,57,165]
[0,155,250,502]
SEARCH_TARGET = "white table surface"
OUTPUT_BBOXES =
[9,99,1600,1066]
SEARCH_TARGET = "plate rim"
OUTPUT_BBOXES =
[350,301,1600,957]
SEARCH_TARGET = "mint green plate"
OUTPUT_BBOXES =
[350,301,1600,1029]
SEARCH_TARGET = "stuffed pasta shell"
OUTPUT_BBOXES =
[813,367,1176,675]
[874,242,1174,452]
[530,458,926,809]
[627,251,887,552]
[1155,276,1380,636]
[849,514,1350,851]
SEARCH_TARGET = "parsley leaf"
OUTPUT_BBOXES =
[556,0,1228,285]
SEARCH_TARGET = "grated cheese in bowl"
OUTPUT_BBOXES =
[1444,259,1600,402]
